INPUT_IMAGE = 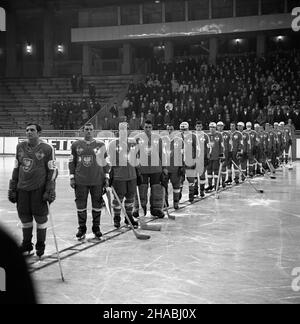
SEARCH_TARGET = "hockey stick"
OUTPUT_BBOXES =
[266,159,276,174]
[136,187,162,231]
[287,145,293,170]
[47,202,65,282]
[254,158,276,179]
[232,160,264,194]
[163,185,175,220]
[102,189,113,222]
[215,162,223,199]
[111,187,150,240]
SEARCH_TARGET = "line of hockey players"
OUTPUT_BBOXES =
[8,120,293,257]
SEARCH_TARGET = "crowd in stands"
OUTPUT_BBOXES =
[50,49,300,131]
[120,49,300,131]
[50,98,101,129]
[50,75,101,129]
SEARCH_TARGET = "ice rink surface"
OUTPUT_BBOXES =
[1,156,300,304]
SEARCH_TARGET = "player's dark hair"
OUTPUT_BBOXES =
[84,123,94,129]
[26,123,42,133]
[145,120,152,125]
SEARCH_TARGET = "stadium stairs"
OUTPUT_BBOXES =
[0,75,135,131]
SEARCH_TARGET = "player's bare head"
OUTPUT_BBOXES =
[26,123,42,133]
[144,120,153,134]
[230,123,236,131]
[26,123,41,140]
[195,121,203,131]
[83,123,94,140]
[167,125,174,134]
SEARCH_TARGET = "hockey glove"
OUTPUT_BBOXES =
[43,189,56,204]
[43,181,56,204]
[160,172,169,189]
[219,154,225,163]
[136,167,143,186]
[103,177,110,189]
[177,167,185,177]
[70,178,76,189]
[8,179,18,204]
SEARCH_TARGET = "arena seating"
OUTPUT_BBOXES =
[0,75,134,130]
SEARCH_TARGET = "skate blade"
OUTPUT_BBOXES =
[87,237,102,243]
[76,235,86,242]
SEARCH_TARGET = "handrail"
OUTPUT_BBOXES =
[82,73,145,130]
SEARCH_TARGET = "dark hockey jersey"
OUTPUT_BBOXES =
[12,140,57,191]
[69,139,109,186]
[207,132,224,160]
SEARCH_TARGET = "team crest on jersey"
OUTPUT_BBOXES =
[22,158,33,172]
[215,137,220,142]
[82,155,93,167]
[17,149,25,160]
[76,147,84,155]
[35,150,45,160]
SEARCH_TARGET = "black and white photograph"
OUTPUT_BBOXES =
[0,0,300,306]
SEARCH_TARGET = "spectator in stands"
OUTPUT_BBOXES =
[240,107,250,124]
[165,100,173,114]
[100,116,110,130]
[88,83,96,100]
[110,102,118,118]
[146,109,154,124]
[71,74,77,92]
[257,109,267,126]
[293,109,300,130]
[129,111,140,130]
[139,112,146,130]
[155,111,164,129]
[109,114,119,130]
[77,74,84,93]
[81,109,89,124]
[121,96,130,117]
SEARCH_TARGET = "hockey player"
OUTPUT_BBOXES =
[229,123,244,185]
[282,123,293,165]
[245,122,257,177]
[179,122,198,202]
[254,124,264,175]
[274,122,284,167]
[195,121,210,197]
[161,125,184,209]
[69,123,110,240]
[217,121,230,187]
[205,122,224,192]
[266,124,277,170]
[8,123,57,258]
[133,120,166,218]
[237,122,250,181]
[107,122,139,229]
